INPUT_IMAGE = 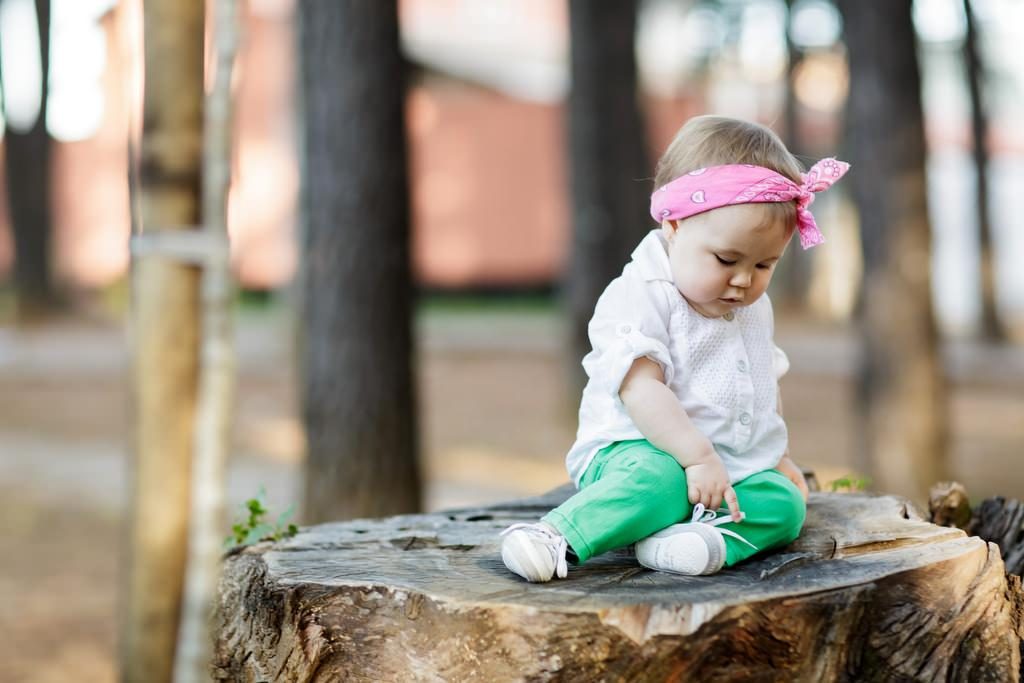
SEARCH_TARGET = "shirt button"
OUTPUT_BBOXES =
[737,360,747,373]
[617,324,632,335]
[723,312,735,321]
[739,412,752,426]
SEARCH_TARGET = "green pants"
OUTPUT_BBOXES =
[544,439,806,565]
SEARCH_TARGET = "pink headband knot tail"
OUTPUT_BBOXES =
[794,157,850,249]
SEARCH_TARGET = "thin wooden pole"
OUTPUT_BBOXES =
[121,0,205,679]
[174,0,240,678]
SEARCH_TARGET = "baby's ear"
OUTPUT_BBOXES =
[660,219,678,241]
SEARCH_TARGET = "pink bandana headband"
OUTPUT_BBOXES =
[650,157,850,249]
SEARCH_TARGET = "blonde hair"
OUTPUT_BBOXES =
[655,115,804,231]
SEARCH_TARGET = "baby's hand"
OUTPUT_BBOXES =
[685,452,741,522]
[776,455,810,501]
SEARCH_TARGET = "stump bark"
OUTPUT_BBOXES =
[930,481,1024,577]
[214,487,1024,682]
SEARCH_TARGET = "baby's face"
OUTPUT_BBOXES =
[662,203,792,318]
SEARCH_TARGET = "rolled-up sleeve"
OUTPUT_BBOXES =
[581,274,674,403]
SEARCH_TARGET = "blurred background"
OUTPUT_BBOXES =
[0,0,1022,680]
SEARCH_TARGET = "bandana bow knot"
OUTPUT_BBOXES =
[650,157,850,249]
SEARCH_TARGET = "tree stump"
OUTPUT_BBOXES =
[214,487,1024,682]
[930,481,1024,577]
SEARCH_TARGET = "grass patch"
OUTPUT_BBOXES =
[416,290,557,316]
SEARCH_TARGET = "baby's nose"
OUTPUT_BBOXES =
[730,271,752,288]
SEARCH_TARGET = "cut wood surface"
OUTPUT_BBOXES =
[214,486,1024,682]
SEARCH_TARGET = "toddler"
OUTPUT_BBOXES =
[501,115,848,581]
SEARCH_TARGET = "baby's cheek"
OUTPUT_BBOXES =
[676,274,715,301]
[697,274,727,298]
[754,272,775,295]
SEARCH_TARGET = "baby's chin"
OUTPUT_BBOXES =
[685,295,758,319]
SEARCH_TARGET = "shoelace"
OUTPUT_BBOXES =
[689,504,758,550]
[501,523,569,578]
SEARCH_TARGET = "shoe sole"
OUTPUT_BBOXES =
[635,523,724,576]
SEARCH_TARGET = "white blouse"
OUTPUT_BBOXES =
[565,230,791,487]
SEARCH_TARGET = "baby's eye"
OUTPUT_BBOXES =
[715,255,736,266]
[756,263,773,270]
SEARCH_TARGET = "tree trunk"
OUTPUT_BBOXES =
[297,0,421,523]
[122,0,204,680]
[565,0,650,387]
[214,487,1024,681]
[782,0,801,159]
[771,0,811,311]
[837,0,947,503]
[963,0,1003,341]
[0,0,58,320]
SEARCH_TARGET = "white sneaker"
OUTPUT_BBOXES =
[635,505,756,576]
[500,522,569,583]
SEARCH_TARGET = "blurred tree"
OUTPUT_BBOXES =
[963,0,1003,340]
[782,0,803,159]
[297,0,421,522]
[565,0,651,383]
[771,0,812,310]
[0,0,58,320]
[837,0,947,501]
[122,0,204,680]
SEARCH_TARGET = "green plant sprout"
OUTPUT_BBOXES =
[827,475,871,492]
[226,488,298,548]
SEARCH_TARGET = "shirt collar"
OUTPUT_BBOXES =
[630,230,675,283]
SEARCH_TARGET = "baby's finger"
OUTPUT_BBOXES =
[724,487,742,521]
[700,490,713,510]
[709,490,723,512]
[687,484,701,505]
[797,478,810,502]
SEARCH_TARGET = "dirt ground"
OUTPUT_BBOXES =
[1,306,1022,682]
